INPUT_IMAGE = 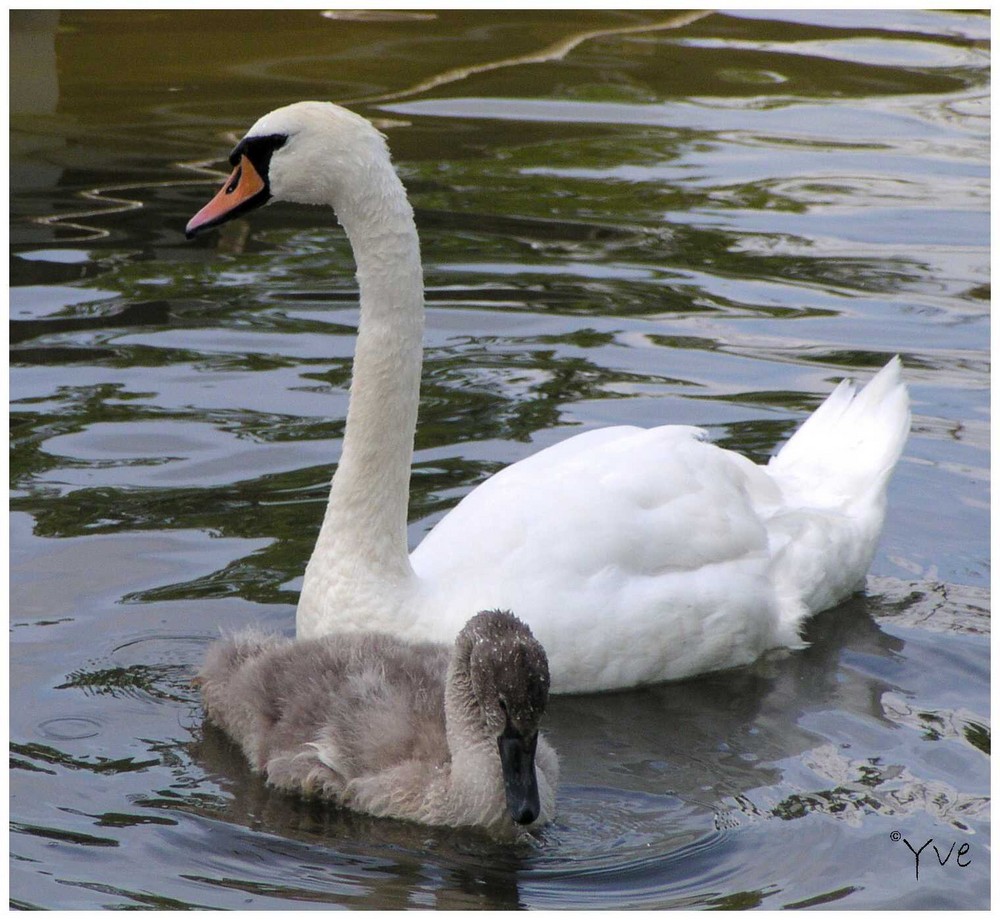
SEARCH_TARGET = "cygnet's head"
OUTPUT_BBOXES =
[186,101,391,239]
[458,610,551,826]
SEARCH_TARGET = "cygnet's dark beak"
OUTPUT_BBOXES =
[498,724,540,825]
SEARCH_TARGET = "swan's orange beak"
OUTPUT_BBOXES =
[185,154,269,239]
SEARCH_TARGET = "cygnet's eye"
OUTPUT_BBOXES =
[498,697,508,715]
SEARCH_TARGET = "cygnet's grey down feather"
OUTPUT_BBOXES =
[197,610,558,837]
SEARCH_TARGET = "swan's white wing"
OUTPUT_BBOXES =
[411,425,788,691]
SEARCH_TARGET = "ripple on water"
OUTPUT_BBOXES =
[521,784,742,908]
[50,634,212,706]
[37,717,103,740]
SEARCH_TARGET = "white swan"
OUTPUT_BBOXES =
[196,609,558,837]
[187,101,910,694]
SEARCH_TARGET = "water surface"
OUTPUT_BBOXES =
[10,9,989,910]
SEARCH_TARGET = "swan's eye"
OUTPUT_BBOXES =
[225,166,243,195]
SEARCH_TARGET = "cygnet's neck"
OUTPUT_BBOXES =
[444,636,486,751]
[312,158,424,583]
[444,639,503,799]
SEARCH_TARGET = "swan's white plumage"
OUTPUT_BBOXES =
[200,102,910,694]
[405,358,909,690]
[409,424,782,689]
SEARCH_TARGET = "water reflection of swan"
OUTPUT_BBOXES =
[186,101,910,694]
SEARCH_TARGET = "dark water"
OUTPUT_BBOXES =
[9,9,989,910]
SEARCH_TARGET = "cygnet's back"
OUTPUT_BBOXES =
[197,611,558,837]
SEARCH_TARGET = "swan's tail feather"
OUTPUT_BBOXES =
[768,356,910,510]
[763,358,910,629]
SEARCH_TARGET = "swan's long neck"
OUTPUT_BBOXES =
[308,159,423,592]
